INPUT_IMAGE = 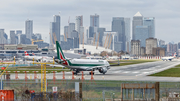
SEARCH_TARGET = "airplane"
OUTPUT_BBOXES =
[32,52,54,62]
[24,51,42,61]
[24,51,53,62]
[161,52,177,61]
[54,41,110,75]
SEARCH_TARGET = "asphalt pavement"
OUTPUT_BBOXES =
[7,59,180,82]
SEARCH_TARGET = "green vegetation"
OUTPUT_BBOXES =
[1,66,70,74]
[109,59,159,66]
[149,64,180,77]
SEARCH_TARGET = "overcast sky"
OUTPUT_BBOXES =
[0,0,180,44]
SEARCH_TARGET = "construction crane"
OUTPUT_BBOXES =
[31,39,43,45]
[108,34,113,49]
[105,34,111,49]
[66,32,68,39]
[64,33,66,41]
[49,33,54,47]
[96,33,100,49]
[104,34,108,47]
[93,33,96,46]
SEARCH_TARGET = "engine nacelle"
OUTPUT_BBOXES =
[99,67,107,74]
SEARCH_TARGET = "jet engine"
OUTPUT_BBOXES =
[99,67,107,74]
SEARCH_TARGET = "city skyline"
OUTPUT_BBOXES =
[0,0,180,43]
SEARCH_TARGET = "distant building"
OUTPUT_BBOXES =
[50,14,61,44]
[141,47,146,56]
[25,19,33,40]
[134,26,150,47]
[0,29,7,44]
[68,23,75,38]
[132,12,143,40]
[112,17,126,51]
[79,26,84,44]
[75,16,83,33]
[10,30,16,44]
[103,32,121,52]
[97,28,106,46]
[146,38,157,55]
[64,26,69,40]
[152,47,165,56]
[131,40,141,56]
[71,30,79,38]
[4,44,38,50]
[167,43,177,56]
[143,17,155,38]
[158,39,165,47]
[124,18,131,52]
[61,38,79,50]
[90,14,99,27]
[84,27,89,44]
[16,30,22,34]
[89,26,95,38]
[60,35,64,42]
[35,33,42,40]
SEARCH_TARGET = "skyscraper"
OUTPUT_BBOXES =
[64,26,69,40]
[75,16,83,33]
[0,29,7,44]
[97,28,106,46]
[50,15,61,44]
[143,17,155,38]
[135,26,150,47]
[10,30,16,44]
[90,14,99,27]
[124,18,131,52]
[112,17,126,51]
[25,19,33,40]
[132,12,143,40]
[68,23,75,38]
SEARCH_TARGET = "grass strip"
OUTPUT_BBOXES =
[149,68,180,77]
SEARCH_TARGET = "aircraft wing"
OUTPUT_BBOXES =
[48,64,65,68]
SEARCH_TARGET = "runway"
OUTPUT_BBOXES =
[8,59,180,82]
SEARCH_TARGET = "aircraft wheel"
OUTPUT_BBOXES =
[103,73,105,75]
[89,72,94,75]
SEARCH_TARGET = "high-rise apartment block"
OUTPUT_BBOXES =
[50,15,61,44]
[25,19,33,40]
[90,14,99,27]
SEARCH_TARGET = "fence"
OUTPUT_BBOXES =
[1,79,180,101]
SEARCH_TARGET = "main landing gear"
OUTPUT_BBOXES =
[89,71,94,75]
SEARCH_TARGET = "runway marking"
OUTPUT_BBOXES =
[113,71,122,73]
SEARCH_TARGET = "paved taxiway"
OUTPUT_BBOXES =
[8,60,180,82]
